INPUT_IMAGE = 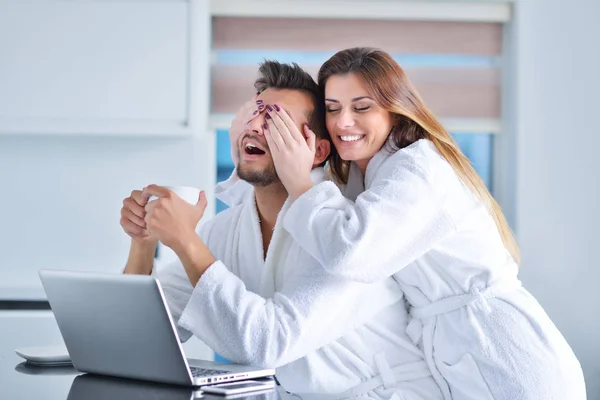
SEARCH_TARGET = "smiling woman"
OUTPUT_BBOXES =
[258,46,584,400]
[324,74,396,174]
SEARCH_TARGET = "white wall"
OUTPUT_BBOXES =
[513,0,600,397]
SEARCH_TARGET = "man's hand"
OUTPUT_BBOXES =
[142,185,207,253]
[230,96,264,166]
[141,185,215,286]
[120,189,158,245]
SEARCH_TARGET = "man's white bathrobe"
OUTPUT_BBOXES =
[279,140,586,400]
[152,168,444,399]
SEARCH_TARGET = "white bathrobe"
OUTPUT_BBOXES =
[152,168,444,399]
[279,139,586,400]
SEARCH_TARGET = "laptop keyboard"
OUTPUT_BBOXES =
[190,367,232,377]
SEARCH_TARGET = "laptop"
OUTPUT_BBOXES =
[39,269,275,386]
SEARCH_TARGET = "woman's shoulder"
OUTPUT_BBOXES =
[393,138,443,163]
[366,138,470,208]
[380,139,448,179]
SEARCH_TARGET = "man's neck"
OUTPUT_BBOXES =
[253,182,287,260]
[254,182,288,230]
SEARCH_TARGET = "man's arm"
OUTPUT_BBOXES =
[148,214,229,344]
[119,186,209,343]
[123,240,157,275]
[141,185,215,286]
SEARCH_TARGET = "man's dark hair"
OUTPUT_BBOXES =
[254,61,328,141]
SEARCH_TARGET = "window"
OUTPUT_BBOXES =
[215,129,494,213]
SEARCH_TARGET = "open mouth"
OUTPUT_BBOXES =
[244,142,266,155]
[338,134,365,142]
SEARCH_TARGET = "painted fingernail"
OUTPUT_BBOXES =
[266,105,273,112]
[258,104,265,109]
[265,113,271,119]
[274,104,280,111]
[252,110,258,115]
[263,123,268,130]
[256,100,263,104]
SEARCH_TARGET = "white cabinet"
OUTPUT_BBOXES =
[0,0,214,299]
[0,0,209,136]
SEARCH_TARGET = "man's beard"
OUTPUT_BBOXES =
[237,162,279,187]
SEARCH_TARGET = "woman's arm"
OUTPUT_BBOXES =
[283,159,456,283]
[177,258,403,368]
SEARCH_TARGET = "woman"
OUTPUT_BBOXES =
[259,48,586,399]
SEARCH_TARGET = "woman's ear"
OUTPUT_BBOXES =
[313,138,331,167]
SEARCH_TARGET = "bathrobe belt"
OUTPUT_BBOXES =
[409,279,522,323]
[295,359,432,400]
[404,279,523,400]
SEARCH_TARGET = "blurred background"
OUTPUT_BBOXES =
[0,0,598,397]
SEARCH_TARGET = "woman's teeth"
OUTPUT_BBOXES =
[340,135,364,142]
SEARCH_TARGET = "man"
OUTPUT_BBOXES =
[121,61,442,399]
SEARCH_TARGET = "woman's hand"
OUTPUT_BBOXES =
[263,104,315,199]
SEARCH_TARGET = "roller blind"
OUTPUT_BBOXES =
[211,17,502,130]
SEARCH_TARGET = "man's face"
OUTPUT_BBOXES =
[236,88,314,187]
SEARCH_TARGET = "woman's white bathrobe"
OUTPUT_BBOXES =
[278,140,586,400]
[152,168,444,399]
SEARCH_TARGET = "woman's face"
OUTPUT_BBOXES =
[324,73,394,170]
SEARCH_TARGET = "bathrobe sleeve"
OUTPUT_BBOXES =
[151,258,196,342]
[283,155,457,283]
[178,260,402,369]
[151,208,247,344]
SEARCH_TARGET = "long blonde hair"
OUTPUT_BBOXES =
[318,48,520,265]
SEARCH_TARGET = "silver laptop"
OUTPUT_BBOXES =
[39,269,275,386]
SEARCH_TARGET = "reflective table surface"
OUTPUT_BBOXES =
[0,348,280,400]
